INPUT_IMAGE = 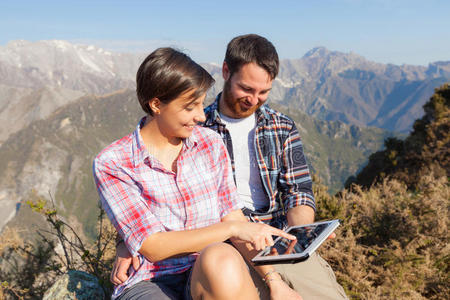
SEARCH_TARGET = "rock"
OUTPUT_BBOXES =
[43,270,105,300]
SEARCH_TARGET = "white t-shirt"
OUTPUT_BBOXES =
[219,113,268,211]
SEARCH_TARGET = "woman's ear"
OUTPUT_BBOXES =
[148,98,161,115]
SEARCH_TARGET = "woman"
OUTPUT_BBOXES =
[93,47,295,300]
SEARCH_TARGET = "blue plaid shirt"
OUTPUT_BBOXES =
[203,94,315,229]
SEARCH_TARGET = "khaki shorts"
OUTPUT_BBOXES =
[248,252,348,300]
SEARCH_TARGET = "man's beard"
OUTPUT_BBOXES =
[221,79,259,118]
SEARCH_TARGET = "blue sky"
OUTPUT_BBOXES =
[1,0,449,66]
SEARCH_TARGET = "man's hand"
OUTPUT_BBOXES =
[110,242,140,285]
[266,273,303,300]
[328,232,336,239]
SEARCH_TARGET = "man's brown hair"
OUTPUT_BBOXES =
[224,34,279,80]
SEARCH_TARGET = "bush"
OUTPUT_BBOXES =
[0,197,116,299]
[317,173,449,299]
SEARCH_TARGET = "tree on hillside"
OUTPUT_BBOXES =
[346,83,450,189]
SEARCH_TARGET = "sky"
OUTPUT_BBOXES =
[1,0,449,66]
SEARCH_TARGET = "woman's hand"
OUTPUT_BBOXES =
[229,221,296,251]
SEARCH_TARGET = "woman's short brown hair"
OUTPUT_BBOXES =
[136,47,214,115]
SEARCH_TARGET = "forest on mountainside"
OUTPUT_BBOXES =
[0,84,448,299]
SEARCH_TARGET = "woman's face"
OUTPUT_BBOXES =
[153,90,206,141]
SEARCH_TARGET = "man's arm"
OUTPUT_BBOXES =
[286,194,335,240]
[111,241,140,285]
[279,122,316,223]
[286,205,315,226]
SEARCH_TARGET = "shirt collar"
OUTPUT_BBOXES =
[184,129,198,149]
[204,93,223,126]
[132,117,149,167]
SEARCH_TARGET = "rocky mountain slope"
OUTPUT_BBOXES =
[0,84,84,142]
[0,40,142,143]
[273,47,450,132]
[1,40,448,140]
[0,40,139,93]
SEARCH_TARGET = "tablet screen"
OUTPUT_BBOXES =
[262,223,329,257]
[252,219,340,265]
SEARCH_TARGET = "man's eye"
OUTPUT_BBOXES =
[185,106,194,111]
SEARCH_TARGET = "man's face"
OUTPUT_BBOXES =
[220,62,273,119]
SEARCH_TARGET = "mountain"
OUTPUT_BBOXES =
[0,89,389,235]
[0,84,84,143]
[346,83,450,189]
[1,40,448,137]
[271,47,450,132]
[0,40,142,143]
[0,40,139,93]
[271,103,393,192]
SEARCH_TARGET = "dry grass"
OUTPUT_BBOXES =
[317,173,449,299]
[2,175,448,299]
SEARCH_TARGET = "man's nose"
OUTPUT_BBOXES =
[247,94,259,106]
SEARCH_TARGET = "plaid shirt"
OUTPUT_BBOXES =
[93,118,242,298]
[203,94,315,228]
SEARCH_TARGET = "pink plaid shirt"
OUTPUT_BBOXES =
[93,118,243,298]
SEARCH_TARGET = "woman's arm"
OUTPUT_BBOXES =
[139,210,294,262]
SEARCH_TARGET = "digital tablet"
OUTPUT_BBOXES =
[251,219,340,265]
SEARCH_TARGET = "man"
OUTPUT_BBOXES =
[113,34,348,300]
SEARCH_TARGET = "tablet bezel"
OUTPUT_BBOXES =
[251,219,340,265]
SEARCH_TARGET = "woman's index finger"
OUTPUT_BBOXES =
[272,227,296,240]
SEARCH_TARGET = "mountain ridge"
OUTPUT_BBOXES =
[1,40,449,135]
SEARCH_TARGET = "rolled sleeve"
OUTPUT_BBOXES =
[93,156,163,256]
[280,124,316,213]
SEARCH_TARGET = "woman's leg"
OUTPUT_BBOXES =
[190,242,258,300]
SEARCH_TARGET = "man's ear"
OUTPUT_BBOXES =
[148,98,161,115]
[222,61,231,81]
